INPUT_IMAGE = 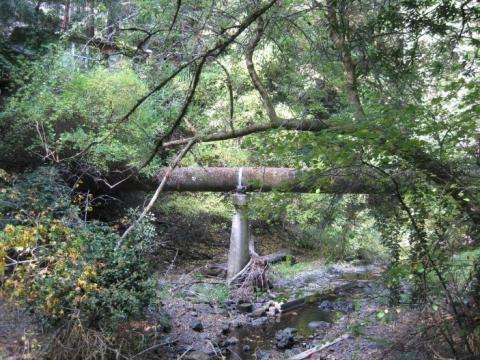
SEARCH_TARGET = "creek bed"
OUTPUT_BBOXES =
[227,297,340,359]
[225,268,382,359]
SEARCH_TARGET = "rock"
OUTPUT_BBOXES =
[194,303,215,314]
[251,303,268,317]
[284,348,302,358]
[225,300,236,310]
[231,319,246,328]
[191,321,204,332]
[243,345,251,352]
[237,303,253,313]
[217,307,229,316]
[258,351,271,360]
[336,300,354,313]
[275,327,297,349]
[326,267,341,275]
[184,351,210,360]
[318,299,354,313]
[251,309,267,317]
[194,343,216,356]
[308,321,332,331]
[267,306,279,316]
[256,294,270,302]
[220,324,230,335]
[319,300,335,311]
[363,284,374,294]
[251,317,268,327]
[225,337,239,346]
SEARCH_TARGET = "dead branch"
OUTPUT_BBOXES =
[288,334,350,360]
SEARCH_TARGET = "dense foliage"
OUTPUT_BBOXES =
[0,168,156,327]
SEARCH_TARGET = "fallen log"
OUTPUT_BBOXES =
[263,249,292,264]
[81,166,406,196]
[154,167,388,193]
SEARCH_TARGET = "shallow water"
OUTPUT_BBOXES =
[227,301,336,359]
[225,268,380,359]
[340,271,380,281]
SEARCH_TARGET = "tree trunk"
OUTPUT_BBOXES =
[150,167,392,194]
[106,0,121,41]
[85,0,95,38]
[62,0,70,32]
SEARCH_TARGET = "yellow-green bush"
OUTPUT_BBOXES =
[0,168,156,327]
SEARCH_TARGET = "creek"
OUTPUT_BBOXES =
[227,298,338,359]
[224,268,382,359]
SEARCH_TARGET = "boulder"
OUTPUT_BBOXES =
[191,321,204,332]
[251,317,268,327]
[275,327,297,349]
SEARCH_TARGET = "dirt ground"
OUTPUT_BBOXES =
[152,260,453,360]
[0,299,44,359]
[0,229,461,360]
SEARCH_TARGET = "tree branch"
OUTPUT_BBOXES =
[117,137,198,248]
[168,0,182,32]
[162,117,329,148]
[326,0,365,122]
[62,0,280,162]
[215,59,235,132]
[140,56,206,170]
[245,17,279,122]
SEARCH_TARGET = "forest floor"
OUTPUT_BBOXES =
[154,259,439,360]
[0,231,450,360]
[0,299,45,359]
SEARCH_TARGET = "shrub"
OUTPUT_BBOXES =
[0,167,156,328]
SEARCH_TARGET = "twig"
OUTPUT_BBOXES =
[129,337,178,360]
[164,250,179,276]
[227,259,253,286]
[177,345,192,360]
[288,333,350,360]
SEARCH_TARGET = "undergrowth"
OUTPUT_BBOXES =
[271,259,315,278]
[0,167,160,358]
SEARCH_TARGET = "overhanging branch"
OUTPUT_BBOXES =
[162,117,330,148]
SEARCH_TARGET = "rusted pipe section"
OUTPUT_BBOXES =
[155,167,384,193]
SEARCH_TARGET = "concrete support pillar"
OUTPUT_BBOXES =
[227,193,250,281]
